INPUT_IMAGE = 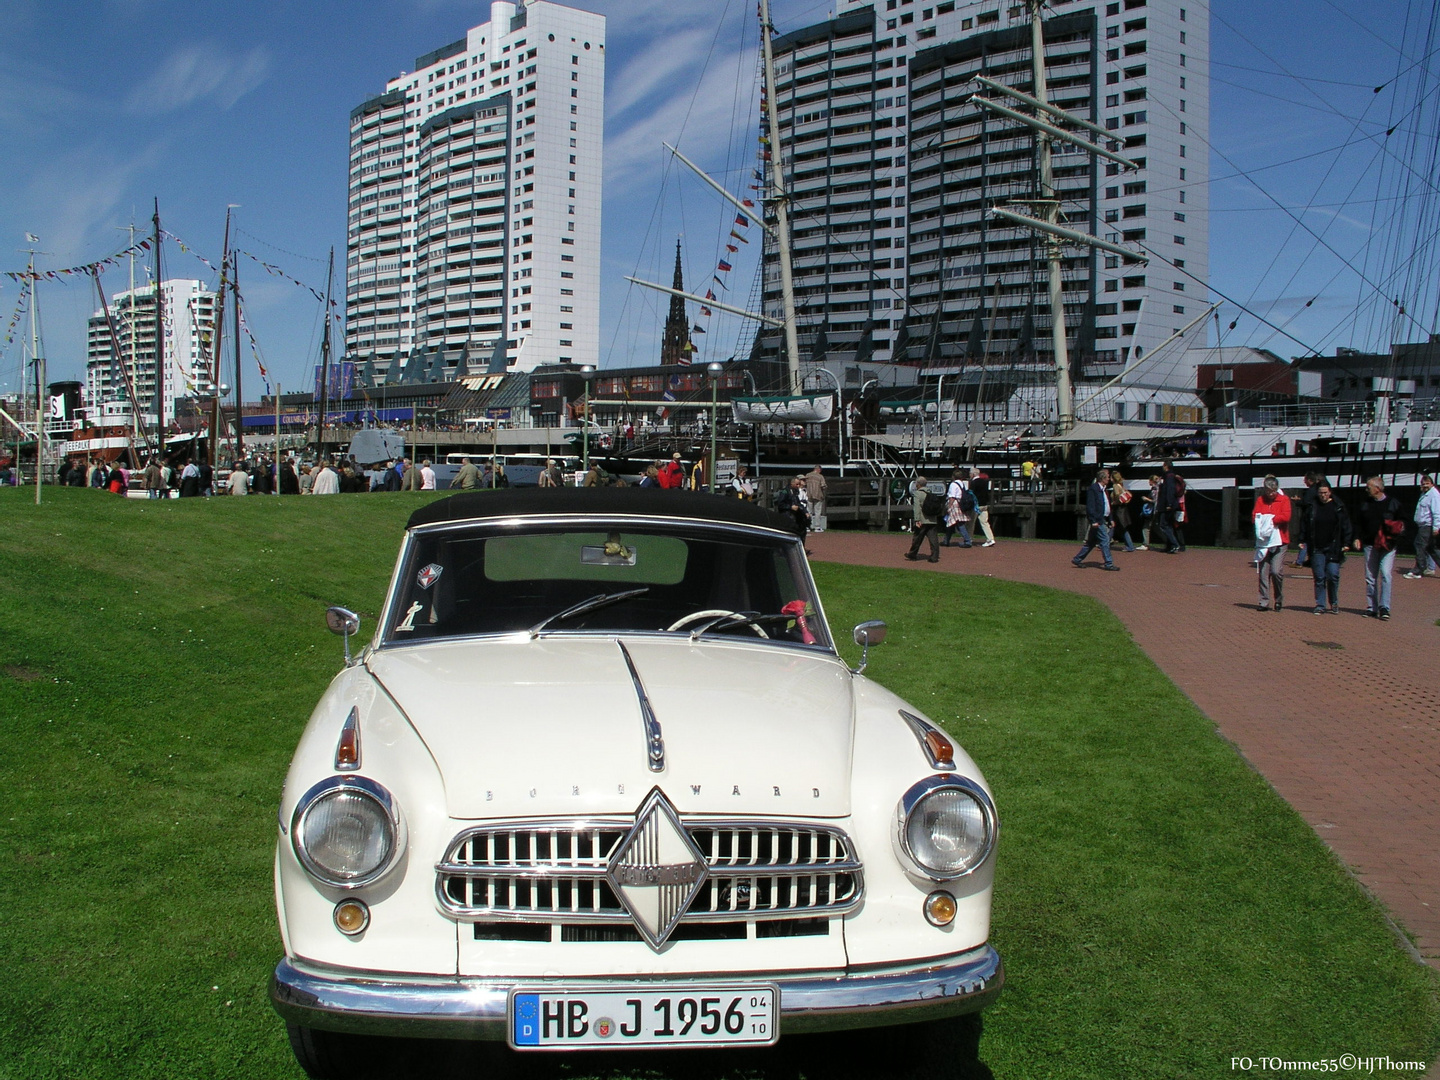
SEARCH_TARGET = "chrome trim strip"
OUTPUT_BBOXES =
[894,775,998,883]
[269,945,1003,1040]
[617,641,666,773]
[898,710,957,772]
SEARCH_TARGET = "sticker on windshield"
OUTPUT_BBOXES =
[396,601,424,632]
[417,563,443,590]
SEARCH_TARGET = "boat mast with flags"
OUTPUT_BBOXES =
[627,0,837,427]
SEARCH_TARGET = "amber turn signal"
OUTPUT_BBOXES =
[334,899,370,936]
[924,890,957,927]
[922,730,955,769]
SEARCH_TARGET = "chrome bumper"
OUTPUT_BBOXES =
[270,945,1003,1041]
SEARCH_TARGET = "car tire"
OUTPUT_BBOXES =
[286,1024,358,1080]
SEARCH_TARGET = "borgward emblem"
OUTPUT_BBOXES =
[607,788,708,951]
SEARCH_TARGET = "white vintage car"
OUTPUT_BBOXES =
[270,489,1001,1075]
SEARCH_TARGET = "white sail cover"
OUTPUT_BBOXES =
[731,393,834,424]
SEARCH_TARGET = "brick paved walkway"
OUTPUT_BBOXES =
[811,531,1440,971]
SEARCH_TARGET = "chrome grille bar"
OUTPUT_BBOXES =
[436,818,862,924]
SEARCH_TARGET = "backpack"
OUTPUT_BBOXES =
[921,489,945,520]
[959,487,977,513]
[1173,474,1187,497]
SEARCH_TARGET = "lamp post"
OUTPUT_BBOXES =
[809,365,844,476]
[707,362,723,493]
[580,365,595,480]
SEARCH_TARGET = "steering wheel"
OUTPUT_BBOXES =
[665,609,771,638]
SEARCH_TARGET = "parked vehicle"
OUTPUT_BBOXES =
[270,488,1001,1075]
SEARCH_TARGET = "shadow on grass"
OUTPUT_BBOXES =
[295,1019,993,1080]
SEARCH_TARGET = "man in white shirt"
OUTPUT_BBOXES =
[311,459,341,495]
[1404,472,1438,578]
[227,462,250,496]
[420,460,437,490]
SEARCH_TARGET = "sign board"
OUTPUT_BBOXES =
[1081,445,1098,465]
[714,457,739,488]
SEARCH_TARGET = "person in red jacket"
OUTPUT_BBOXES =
[658,453,685,490]
[1252,474,1292,611]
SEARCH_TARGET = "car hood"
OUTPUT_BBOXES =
[365,636,855,819]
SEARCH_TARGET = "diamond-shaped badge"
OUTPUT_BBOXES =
[607,788,708,951]
[416,563,443,590]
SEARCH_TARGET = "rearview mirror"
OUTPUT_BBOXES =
[326,607,361,665]
[851,620,887,675]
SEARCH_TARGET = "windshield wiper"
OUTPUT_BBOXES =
[528,588,650,638]
[688,611,798,642]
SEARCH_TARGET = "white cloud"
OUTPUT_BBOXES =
[126,43,271,114]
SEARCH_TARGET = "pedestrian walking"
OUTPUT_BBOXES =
[1072,468,1120,570]
[227,461,250,496]
[941,468,973,547]
[1403,473,1438,579]
[1356,476,1406,620]
[905,475,942,563]
[1110,469,1140,552]
[1292,471,1324,567]
[804,465,828,531]
[1156,460,1187,552]
[1252,474,1292,611]
[774,476,811,543]
[1307,482,1353,614]
[970,466,997,546]
[455,457,480,490]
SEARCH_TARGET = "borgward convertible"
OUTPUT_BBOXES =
[270,488,1001,1075]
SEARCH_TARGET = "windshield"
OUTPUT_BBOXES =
[382,519,830,649]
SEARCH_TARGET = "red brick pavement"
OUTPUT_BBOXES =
[810,531,1440,971]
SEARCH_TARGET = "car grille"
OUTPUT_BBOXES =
[437,820,862,929]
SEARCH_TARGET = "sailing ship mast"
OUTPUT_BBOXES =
[232,250,244,457]
[972,1,1147,433]
[757,0,801,393]
[210,208,232,469]
[317,247,334,461]
[152,199,164,454]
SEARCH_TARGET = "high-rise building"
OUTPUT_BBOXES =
[85,280,217,424]
[761,0,1208,407]
[347,0,605,381]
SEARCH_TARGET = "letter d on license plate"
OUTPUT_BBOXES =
[508,985,778,1049]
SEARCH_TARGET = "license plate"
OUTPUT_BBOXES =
[508,985,778,1049]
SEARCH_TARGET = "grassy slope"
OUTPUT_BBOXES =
[0,488,1433,1079]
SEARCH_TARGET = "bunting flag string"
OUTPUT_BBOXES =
[237,250,337,309]
[2,283,30,348]
[238,307,273,392]
[3,240,152,283]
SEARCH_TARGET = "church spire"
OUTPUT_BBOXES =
[660,238,692,365]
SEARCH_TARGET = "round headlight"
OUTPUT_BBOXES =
[292,778,400,889]
[897,776,996,881]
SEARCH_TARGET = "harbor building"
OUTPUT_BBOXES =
[760,0,1209,413]
[85,280,217,426]
[346,0,605,381]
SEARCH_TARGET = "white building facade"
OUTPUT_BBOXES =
[85,279,217,425]
[346,0,605,381]
[762,0,1209,410]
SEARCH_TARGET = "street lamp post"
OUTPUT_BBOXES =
[707,362,723,493]
[809,365,845,477]
[580,365,595,480]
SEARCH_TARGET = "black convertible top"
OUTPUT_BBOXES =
[406,486,797,533]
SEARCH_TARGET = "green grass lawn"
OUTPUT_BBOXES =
[0,488,1435,1080]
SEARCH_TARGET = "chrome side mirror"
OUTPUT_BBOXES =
[326,606,361,665]
[851,620,887,674]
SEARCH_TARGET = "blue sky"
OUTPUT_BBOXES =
[0,0,1432,397]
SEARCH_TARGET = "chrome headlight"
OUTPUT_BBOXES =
[291,776,403,889]
[896,775,997,881]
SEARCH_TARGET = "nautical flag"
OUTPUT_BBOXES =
[741,200,755,208]
[705,289,716,300]
[701,306,713,317]
[692,323,706,334]
[730,230,749,243]
[726,244,738,253]
[717,260,732,272]
[712,276,727,290]
[24,233,38,243]
[663,390,677,401]
[735,214,750,228]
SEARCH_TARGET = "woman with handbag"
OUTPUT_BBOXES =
[1110,470,1141,552]
[1355,476,1407,620]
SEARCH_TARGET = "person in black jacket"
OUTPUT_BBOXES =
[1306,482,1352,614]
[1292,471,1326,568]
[1354,476,1406,620]
[1155,459,1185,553]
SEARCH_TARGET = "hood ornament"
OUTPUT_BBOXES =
[617,641,665,772]
[607,788,708,950]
